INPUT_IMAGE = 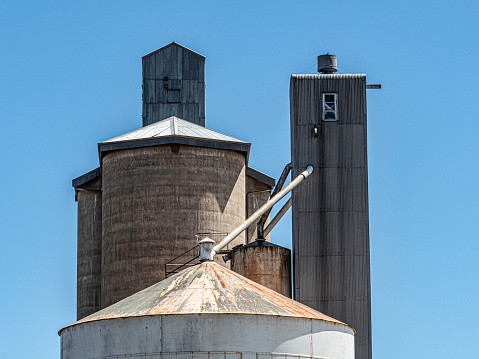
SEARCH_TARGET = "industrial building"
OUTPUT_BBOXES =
[63,43,375,359]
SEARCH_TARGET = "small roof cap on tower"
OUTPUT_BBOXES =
[317,54,338,74]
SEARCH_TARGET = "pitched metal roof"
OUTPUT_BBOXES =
[246,167,275,188]
[63,262,351,333]
[143,41,205,59]
[99,117,250,161]
[102,117,247,144]
[72,167,101,188]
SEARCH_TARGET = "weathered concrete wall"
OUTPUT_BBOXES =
[231,244,291,297]
[101,145,245,308]
[61,314,354,359]
[245,174,271,243]
[76,176,102,320]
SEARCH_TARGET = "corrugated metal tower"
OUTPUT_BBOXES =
[290,56,372,359]
[142,42,205,126]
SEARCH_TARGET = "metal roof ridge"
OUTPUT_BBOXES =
[142,42,205,59]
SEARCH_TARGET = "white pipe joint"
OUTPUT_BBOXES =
[199,238,216,261]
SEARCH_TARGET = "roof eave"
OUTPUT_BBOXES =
[98,137,251,164]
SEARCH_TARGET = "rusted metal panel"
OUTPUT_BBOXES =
[290,73,371,359]
[74,262,348,326]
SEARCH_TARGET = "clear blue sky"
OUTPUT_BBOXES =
[1,1,478,358]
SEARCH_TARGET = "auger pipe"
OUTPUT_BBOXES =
[263,196,292,238]
[210,165,313,257]
[257,162,293,239]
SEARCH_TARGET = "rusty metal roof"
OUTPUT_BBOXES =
[64,262,351,332]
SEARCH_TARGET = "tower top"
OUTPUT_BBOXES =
[317,54,338,74]
[142,42,206,127]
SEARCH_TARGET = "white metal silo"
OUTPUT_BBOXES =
[60,262,354,359]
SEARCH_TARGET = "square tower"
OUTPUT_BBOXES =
[290,66,372,359]
[142,42,206,126]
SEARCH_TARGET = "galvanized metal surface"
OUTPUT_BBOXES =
[103,117,246,145]
[290,73,372,359]
[142,42,205,127]
[68,262,348,327]
[61,314,354,359]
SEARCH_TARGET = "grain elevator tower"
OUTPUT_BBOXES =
[142,42,205,126]
[290,55,372,359]
[72,42,275,320]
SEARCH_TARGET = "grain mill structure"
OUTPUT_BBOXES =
[290,55,375,359]
[64,44,376,359]
[72,42,279,319]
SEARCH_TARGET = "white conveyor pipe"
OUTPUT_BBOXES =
[205,165,313,260]
[263,197,292,238]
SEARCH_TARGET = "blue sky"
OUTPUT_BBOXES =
[1,1,478,358]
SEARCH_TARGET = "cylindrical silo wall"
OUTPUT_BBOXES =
[61,314,354,359]
[76,177,102,320]
[231,245,291,297]
[101,145,245,308]
[245,174,271,243]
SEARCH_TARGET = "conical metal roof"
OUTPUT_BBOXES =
[65,262,350,331]
[102,117,247,144]
[98,117,250,161]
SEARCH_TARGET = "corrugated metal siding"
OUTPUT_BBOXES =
[142,43,205,127]
[290,73,371,359]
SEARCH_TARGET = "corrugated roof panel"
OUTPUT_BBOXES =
[102,117,246,145]
[67,262,351,331]
[291,74,366,80]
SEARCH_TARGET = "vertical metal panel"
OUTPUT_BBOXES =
[142,43,205,127]
[290,73,372,359]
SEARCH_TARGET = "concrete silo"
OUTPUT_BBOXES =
[231,240,291,297]
[72,43,275,318]
[99,116,250,308]
[60,262,355,359]
[73,169,102,319]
